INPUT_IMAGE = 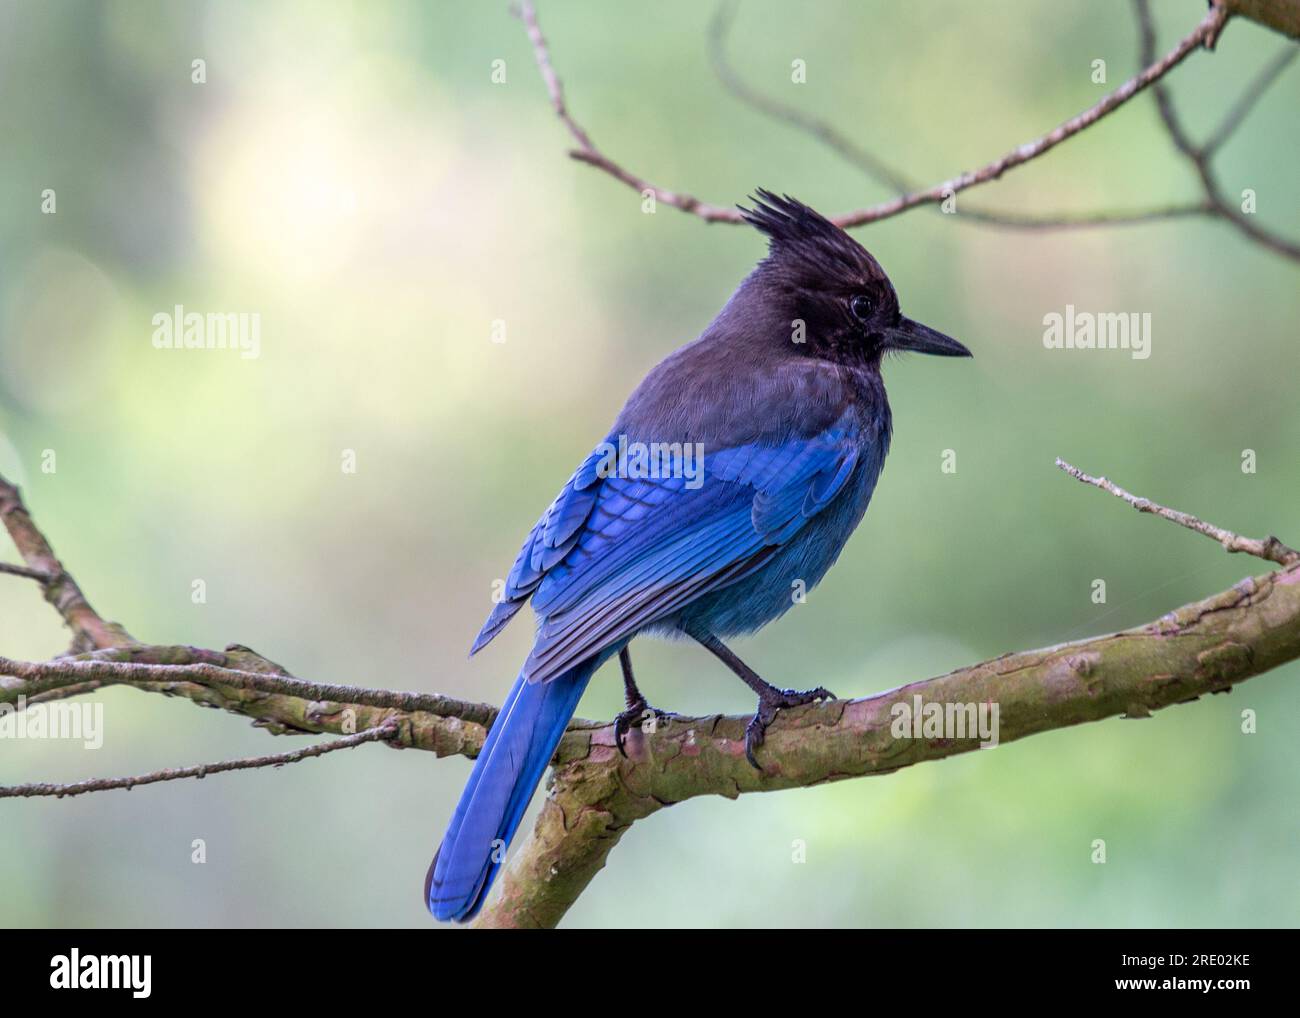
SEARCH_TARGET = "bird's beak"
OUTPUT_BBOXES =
[886,316,972,358]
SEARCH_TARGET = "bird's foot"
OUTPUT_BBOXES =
[745,685,835,770]
[613,697,675,757]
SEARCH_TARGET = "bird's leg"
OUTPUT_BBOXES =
[612,647,672,757]
[688,630,834,770]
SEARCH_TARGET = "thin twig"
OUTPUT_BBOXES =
[514,0,734,221]
[518,0,1228,228]
[0,474,131,649]
[24,681,105,705]
[706,0,1210,232]
[706,0,910,195]
[946,202,1214,230]
[0,724,399,799]
[1203,45,1298,155]
[0,562,50,582]
[0,655,497,725]
[1056,458,1300,567]
[1137,0,1300,262]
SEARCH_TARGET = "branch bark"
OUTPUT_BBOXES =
[0,481,131,651]
[706,0,1211,232]
[521,0,1299,261]
[1137,0,1300,261]
[1057,458,1299,566]
[518,0,1232,228]
[475,557,1300,926]
[1224,0,1300,37]
[0,724,399,799]
[4,464,1297,927]
[0,643,501,760]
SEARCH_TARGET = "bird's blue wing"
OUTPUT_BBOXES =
[472,417,865,683]
[469,443,609,655]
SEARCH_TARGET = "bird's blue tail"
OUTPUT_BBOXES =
[425,661,595,922]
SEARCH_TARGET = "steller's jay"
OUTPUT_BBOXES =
[427,191,971,921]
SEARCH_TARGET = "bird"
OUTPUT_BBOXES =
[426,190,971,922]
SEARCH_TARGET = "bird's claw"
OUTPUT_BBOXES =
[613,698,674,757]
[744,685,835,770]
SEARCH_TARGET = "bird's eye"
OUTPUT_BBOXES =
[850,295,873,322]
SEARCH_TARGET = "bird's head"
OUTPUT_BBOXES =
[739,190,971,366]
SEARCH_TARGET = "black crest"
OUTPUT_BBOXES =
[739,189,888,287]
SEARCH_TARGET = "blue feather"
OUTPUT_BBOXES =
[425,192,972,923]
[426,656,602,922]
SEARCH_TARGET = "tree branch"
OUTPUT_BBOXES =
[521,0,1298,259]
[0,643,504,760]
[0,724,399,800]
[3,460,1299,927]
[1203,44,1298,155]
[1056,458,1300,566]
[0,653,496,723]
[478,555,1300,926]
[705,0,1212,232]
[0,562,51,582]
[1137,0,1300,261]
[704,0,910,195]
[1222,0,1300,37]
[518,0,1230,228]
[0,478,132,651]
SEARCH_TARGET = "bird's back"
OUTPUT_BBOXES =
[429,191,953,923]
[611,324,893,639]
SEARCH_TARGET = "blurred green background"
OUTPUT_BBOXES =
[1,0,1297,928]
